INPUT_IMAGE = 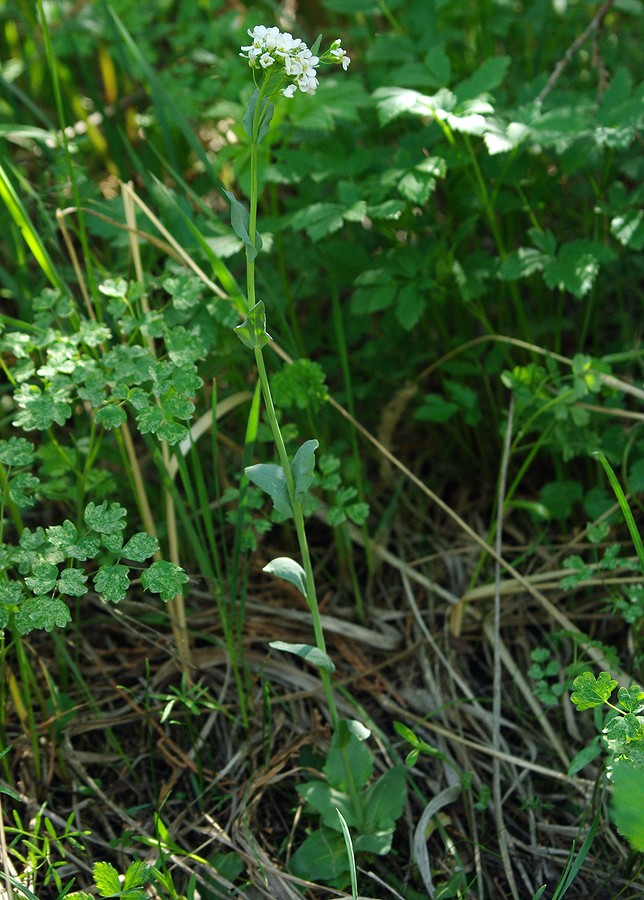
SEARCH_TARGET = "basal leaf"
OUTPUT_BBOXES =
[93,861,121,896]
[141,560,188,601]
[324,725,374,790]
[297,781,355,829]
[15,595,71,634]
[288,827,349,883]
[269,640,335,672]
[570,671,618,710]
[363,766,407,832]
[244,462,292,517]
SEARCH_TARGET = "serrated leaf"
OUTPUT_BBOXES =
[269,641,335,672]
[292,439,318,502]
[245,462,292,517]
[263,557,307,596]
[84,500,127,535]
[93,860,122,896]
[122,859,152,893]
[234,300,272,350]
[141,560,188,601]
[94,564,130,603]
[14,595,71,634]
[122,532,159,562]
[570,671,618,710]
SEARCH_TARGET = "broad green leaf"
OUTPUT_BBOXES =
[122,532,159,562]
[324,725,373,790]
[165,326,207,366]
[611,763,644,851]
[0,436,35,467]
[289,827,349,882]
[263,557,307,596]
[297,781,356,829]
[543,240,616,299]
[604,713,644,752]
[234,300,272,350]
[93,861,121,896]
[353,829,396,854]
[242,89,274,143]
[539,480,582,521]
[288,202,345,241]
[101,531,124,554]
[141,560,188,601]
[414,394,459,423]
[122,860,152,896]
[0,582,24,606]
[292,439,318,502]
[94,564,130,604]
[363,766,407,832]
[15,595,71,634]
[570,671,618,710]
[57,568,89,598]
[244,462,292,517]
[84,500,127,535]
[269,641,335,672]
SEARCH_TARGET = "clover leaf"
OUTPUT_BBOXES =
[84,501,127,535]
[141,560,188,602]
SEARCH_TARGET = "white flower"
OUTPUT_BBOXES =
[241,25,349,98]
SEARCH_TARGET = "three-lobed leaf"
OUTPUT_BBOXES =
[570,671,618,710]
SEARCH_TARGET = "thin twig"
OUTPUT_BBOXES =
[536,0,615,106]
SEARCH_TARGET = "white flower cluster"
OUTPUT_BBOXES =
[240,25,350,98]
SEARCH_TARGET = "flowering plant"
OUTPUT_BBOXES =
[240,24,349,98]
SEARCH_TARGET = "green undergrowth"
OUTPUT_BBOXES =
[0,0,643,897]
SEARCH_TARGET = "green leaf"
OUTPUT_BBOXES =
[0,581,25,607]
[297,780,356,829]
[24,561,59,594]
[263,557,307,596]
[244,462,292,517]
[15,595,71,634]
[141,560,188,601]
[94,564,130,604]
[539,480,582,520]
[363,766,407,832]
[13,385,72,430]
[567,740,603,776]
[542,240,616,299]
[454,56,511,102]
[0,436,35,467]
[224,190,263,261]
[618,685,644,714]
[94,405,127,429]
[289,827,349,882]
[611,763,644,851]
[414,393,459,423]
[324,724,374,790]
[122,860,152,896]
[242,88,274,143]
[122,532,159,562]
[570,671,618,710]
[269,641,336,672]
[57,568,89,598]
[8,472,39,508]
[84,501,127,535]
[93,860,122,897]
[234,300,272,350]
[288,202,345,241]
[292,439,318,502]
